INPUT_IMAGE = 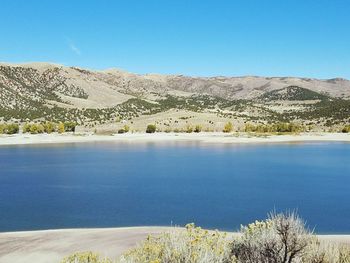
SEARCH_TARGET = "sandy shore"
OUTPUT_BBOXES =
[0,227,349,263]
[0,132,349,146]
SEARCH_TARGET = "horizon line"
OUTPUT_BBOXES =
[0,60,348,81]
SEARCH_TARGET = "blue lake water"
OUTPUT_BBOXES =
[0,142,349,233]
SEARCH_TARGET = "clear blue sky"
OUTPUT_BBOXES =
[1,0,349,78]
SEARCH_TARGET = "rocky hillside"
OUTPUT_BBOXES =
[0,62,349,127]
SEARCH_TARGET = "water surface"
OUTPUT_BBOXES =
[0,142,349,233]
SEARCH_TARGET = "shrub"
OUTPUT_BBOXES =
[186,125,193,133]
[146,124,156,133]
[118,128,126,134]
[43,122,55,134]
[58,122,65,134]
[302,239,350,263]
[61,251,112,263]
[123,125,130,133]
[164,127,172,133]
[223,122,233,133]
[22,123,30,133]
[231,212,311,263]
[29,123,44,134]
[341,125,350,133]
[63,213,350,263]
[194,125,202,133]
[119,223,233,263]
[0,123,19,134]
[244,122,304,133]
[64,122,76,132]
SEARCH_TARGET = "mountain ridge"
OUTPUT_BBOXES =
[0,62,349,130]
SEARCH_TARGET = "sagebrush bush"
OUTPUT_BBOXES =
[62,213,350,263]
[341,125,350,133]
[232,212,311,263]
[0,123,19,134]
[223,122,233,133]
[146,124,156,133]
[119,223,235,263]
[61,251,112,263]
[194,125,202,133]
[302,239,350,263]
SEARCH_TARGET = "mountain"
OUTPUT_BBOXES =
[0,62,349,130]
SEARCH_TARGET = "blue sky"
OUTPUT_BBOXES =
[0,0,349,78]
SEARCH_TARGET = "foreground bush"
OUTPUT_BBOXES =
[61,251,112,263]
[232,212,311,262]
[119,223,233,263]
[62,213,350,263]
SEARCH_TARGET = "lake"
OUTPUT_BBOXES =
[0,142,349,233]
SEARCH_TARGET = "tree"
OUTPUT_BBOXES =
[223,122,233,133]
[146,124,156,133]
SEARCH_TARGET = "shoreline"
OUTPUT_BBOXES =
[1,227,349,263]
[1,227,350,263]
[0,132,349,146]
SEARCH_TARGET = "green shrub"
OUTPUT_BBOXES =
[58,122,65,133]
[186,125,193,133]
[64,122,76,132]
[118,128,126,134]
[341,125,350,133]
[0,124,5,134]
[119,223,232,263]
[244,122,304,133]
[146,124,156,133]
[232,212,311,263]
[194,125,202,133]
[223,122,233,133]
[0,123,20,134]
[123,125,130,133]
[43,122,55,134]
[29,123,44,134]
[23,123,31,133]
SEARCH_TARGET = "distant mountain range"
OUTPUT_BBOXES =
[0,62,349,128]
